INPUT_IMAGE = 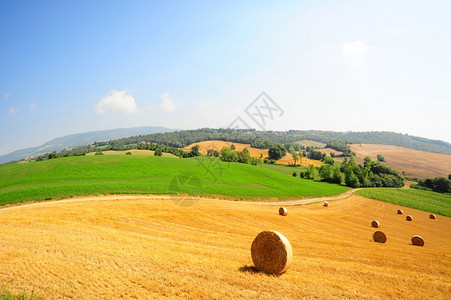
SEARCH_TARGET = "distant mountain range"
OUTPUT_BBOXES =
[0,126,175,164]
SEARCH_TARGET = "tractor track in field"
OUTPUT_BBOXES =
[0,189,359,211]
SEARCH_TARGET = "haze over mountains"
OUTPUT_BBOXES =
[0,126,174,164]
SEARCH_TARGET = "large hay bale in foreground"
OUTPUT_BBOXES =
[371,220,380,228]
[372,231,387,243]
[406,215,413,221]
[397,209,403,215]
[411,235,425,246]
[251,231,293,274]
[323,201,328,207]
[430,214,436,219]
[279,207,288,216]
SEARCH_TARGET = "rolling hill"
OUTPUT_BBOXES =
[0,155,348,206]
[349,144,451,179]
[0,126,175,164]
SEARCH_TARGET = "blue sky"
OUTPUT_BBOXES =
[1,0,450,156]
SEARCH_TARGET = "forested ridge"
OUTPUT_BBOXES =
[100,129,451,155]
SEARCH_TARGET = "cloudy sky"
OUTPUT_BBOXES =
[1,0,450,156]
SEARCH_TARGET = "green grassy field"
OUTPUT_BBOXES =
[356,188,451,217]
[261,163,307,176]
[0,155,349,206]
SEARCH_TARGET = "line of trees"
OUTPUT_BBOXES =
[300,156,404,188]
[219,147,263,166]
[412,177,451,193]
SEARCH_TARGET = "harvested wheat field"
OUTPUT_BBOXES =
[184,140,268,158]
[277,154,323,167]
[349,144,451,179]
[0,195,450,299]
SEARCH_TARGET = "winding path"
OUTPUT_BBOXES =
[0,189,359,211]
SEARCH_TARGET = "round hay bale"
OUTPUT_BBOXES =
[406,215,413,221]
[411,235,425,246]
[323,201,328,207]
[279,207,288,216]
[251,231,293,274]
[371,220,380,228]
[397,209,403,215]
[429,214,436,219]
[372,231,387,243]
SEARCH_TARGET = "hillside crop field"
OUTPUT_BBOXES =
[183,140,268,158]
[0,155,348,206]
[185,140,323,167]
[0,195,449,299]
[356,188,451,217]
[349,144,451,179]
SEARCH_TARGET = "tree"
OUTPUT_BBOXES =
[332,166,344,184]
[377,154,385,162]
[154,148,163,156]
[237,148,251,164]
[190,145,201,157]
[231,144,236,151]
[364,156,372,168]
[292,171,297,177]
[292,152,299,166]
[206,149,215,156]
[448,174,451,180]
[48,152,58,159]
[94,152,103,156]
[305,164,317,179]
[268,144,286,160]
[322,155,334,165]
[125,151,132,155]
[220,147,237,162]
[345,170,360,188]
[319,164,333,182]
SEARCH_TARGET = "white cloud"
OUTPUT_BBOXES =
[341,40,368,56]
[160,93,180,112]
[29,103,37,111]
[3,93,10,99]
[8,107,16,114]
[95,90,141,115]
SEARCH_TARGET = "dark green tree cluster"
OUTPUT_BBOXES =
[219,147,262,166]
[322,155,334,165]
[268,144,286,160]
[318,164,343,184]
[307,149,325,160]
[412,177,451,193]
[206,149,220,157]
[377,154,385,162]
[341,156,404,188]
[325,140,354,157]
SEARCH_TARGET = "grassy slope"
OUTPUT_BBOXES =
[0,156,348,205]
[356,188,451,217]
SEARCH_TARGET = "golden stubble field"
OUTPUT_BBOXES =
[185,140,322,167]
[349,144,451,179]
[0,195,450,299]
